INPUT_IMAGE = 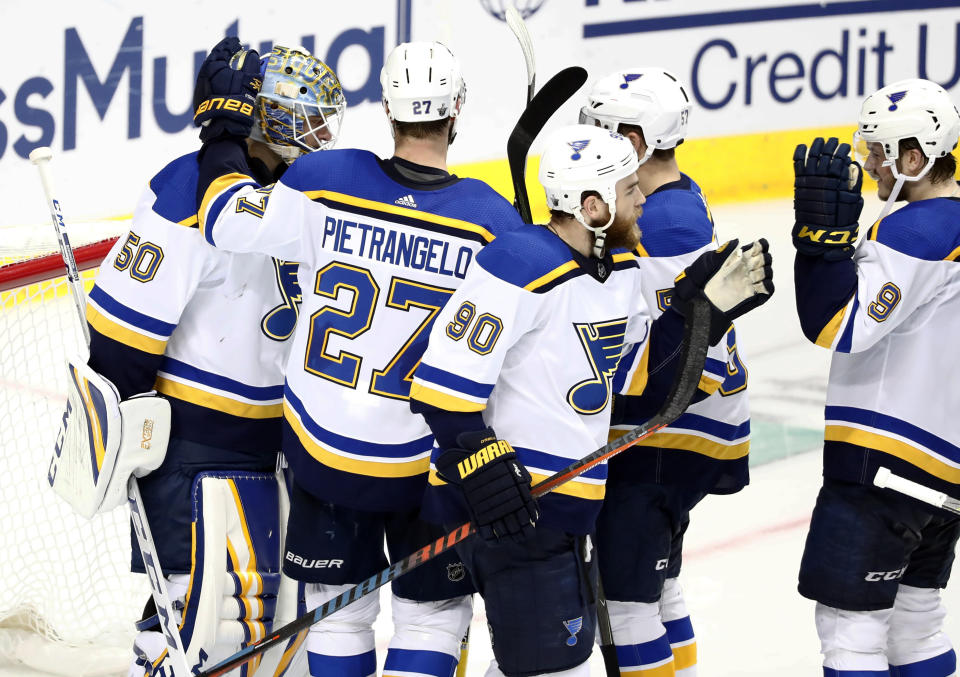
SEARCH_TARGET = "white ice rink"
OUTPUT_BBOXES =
[3,196,959,676]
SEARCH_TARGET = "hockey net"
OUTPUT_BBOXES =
[0,221,151,676]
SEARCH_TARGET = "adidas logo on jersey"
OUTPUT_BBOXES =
[395,194,418,208]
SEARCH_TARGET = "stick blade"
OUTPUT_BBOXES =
[506,66,589,223]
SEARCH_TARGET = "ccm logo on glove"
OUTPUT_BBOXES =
[457,439,516,479]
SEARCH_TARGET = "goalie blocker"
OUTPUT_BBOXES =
[50,357,170,517]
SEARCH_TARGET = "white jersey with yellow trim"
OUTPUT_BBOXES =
[197,148,525,512]
[87,151,297,454]
[803,196,960,495]
[609,174,750,493]
[411,226,651,534]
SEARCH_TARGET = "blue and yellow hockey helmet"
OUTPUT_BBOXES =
[250,45,346,163]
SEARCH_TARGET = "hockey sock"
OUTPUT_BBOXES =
[887,586,956,677]
[661,578,697,676]
[304,582,378,677]
[608,599,676,675]
[384,594,472,677]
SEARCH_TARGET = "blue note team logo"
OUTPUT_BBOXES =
[569,139,590,160]
[563,617,583,646]
[621,73,643,89]
[887,90,907,111]
[480,0,547,20]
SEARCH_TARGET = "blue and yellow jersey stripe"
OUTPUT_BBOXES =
[86,285,175,355]
[198,173,259,245]
[410,363,494,413]
[154,358,283,419]
[825,405,960,484]
[284,387,433,479]
[611,413,750,461]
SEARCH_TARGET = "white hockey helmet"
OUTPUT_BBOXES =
[380,41,467,140]
[854,78,960,218]
[539,124,640,257]
[579,68,692,165]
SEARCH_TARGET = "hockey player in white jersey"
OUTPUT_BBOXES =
[194,40,526,677]
[580,67,752,676]
[408,124,774,676]
[792,79,960,676]
[55,38,345,676]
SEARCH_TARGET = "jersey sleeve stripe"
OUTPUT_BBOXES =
[284,403,431,478]
[86,304,168,355]
[177,214,199,228]
[413,363,495,399]
[523,261,580,292]
[160,357,284,401]
[834,293,859,353]
[634,243,651,258]
[408,382,486,413]
[814,303,849,348]
[703,356,727,381]
[946,244,960,261]
[698,374,723,395]
[198,173,257,245]
[426,467,606,500]
[307,190,495,244]
[285,387,434,457]
[88,286,177,336]
[630,432,750,460]
[622,342,652,397]
[155,378,283,419]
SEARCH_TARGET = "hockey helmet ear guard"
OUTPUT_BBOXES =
[250,45,346,164]
[380,41,467,142]
[579,67,692,166]
[539,124,640,257]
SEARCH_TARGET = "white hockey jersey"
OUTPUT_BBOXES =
[609,174,750,494]
[198,149,524,511]
[87,152,296,454]
[410,226,655,534]
[804,196,960,495]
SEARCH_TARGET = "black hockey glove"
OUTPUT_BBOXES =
[672,239,774,345]
[792,137,863,261]
[193,37,261,143]
[435,428,539,546]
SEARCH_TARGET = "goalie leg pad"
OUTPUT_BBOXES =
[176,471,285,676]
[384,594,473,677]
[304,582,379,677]
[51,357,169,518]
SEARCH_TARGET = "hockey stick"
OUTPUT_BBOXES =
[596,576,620,677]
[507,66,588,223]
[874,467,960,515]
[197,298,712,677]
[29,147,193,677]
[505,5,535,105]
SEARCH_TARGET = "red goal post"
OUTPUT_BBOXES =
[0,226,151,675]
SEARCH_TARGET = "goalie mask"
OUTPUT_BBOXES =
[853,78,960,216]
[249,45,346,164]
[579,68,692,166]
[539,124,640,257]
[380,41,467,143]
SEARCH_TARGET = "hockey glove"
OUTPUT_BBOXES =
[672,239,774,345]
[435,428,539,545]
[792,137,864,261]
[193,37,262,143]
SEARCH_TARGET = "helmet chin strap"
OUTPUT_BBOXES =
[875,155,935,221]
[573,200,616,258]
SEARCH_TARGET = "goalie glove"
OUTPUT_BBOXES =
[435,428,539,545]
[193,37,262,143]
[50,358,170,518]
[672,239,774,345]
[792,136,864,261]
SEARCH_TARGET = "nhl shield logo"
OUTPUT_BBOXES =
[562,617,583,646]
[887,90,907,111]
[569,139,590,160]
[447,562,466,582]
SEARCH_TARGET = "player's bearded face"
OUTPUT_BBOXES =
[603,174,645,250]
